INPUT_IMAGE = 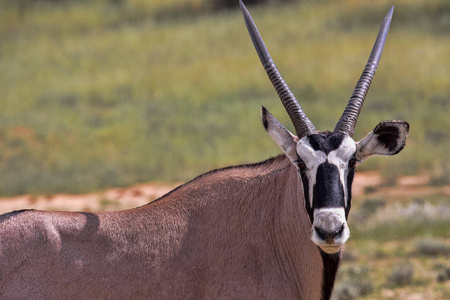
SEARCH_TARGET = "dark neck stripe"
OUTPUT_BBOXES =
[320,249,341,300]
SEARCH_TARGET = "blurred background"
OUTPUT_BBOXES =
[0,0,449,299]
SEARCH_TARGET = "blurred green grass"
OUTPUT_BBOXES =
[334,194,450,299]
[1,0,449,196]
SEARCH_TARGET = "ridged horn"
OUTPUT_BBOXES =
[334,6,394,137]
[240,0,316,138]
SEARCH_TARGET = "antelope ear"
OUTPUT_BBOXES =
[355,120,409,163]
[261,106,298,163]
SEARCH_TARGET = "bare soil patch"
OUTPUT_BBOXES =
[0,173,447,214]
[0,182,179,214]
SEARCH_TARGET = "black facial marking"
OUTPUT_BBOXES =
[315,225,344,241]
[300,132,353,223]
[345,168,355,219]
[313,162,345,210]
[307,132,346,155]
[299,171,314,222]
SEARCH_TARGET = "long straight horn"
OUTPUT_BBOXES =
[334,6,394,137]
[240,0,316,138]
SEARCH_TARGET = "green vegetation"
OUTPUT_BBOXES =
[387,263,415,287]
[333,193,450,299]
[415,238,450,257]
[1,0,449,196]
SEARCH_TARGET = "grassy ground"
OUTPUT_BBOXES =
[334,193,450,300]
[1,0,449,196]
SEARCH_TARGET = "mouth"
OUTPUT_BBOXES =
[318,244,343,254]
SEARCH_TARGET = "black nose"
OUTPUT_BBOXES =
[315,224,344,241]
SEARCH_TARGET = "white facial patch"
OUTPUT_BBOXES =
[297,135,356,208]
[297,137,326,208]
[311,207,350,253]
[327,137,356,207]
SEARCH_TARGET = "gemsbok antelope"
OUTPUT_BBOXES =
[0,2,408,299]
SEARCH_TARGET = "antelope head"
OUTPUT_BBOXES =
[240,1,409,254]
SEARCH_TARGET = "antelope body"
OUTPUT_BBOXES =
[1,156,324,299]
[0,2,408,299]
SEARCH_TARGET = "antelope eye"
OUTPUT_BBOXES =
[297,159,307,171]
[348,158,357,169]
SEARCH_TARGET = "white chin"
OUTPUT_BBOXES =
[319,245,342,254]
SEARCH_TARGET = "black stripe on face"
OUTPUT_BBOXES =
[299,171,314,222]
[307,132,346,155]
[313,162,345,210]
[345,168,355,219]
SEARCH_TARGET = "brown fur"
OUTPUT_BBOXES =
[0,155,325,299]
